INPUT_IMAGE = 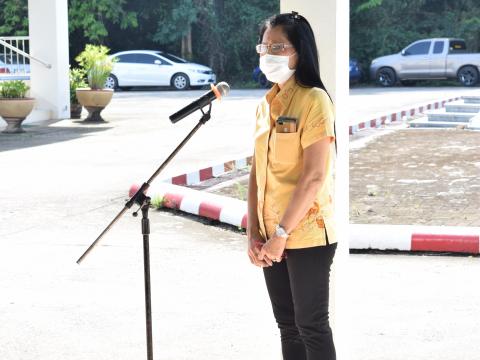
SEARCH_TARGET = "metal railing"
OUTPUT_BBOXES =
[0,36,51,80]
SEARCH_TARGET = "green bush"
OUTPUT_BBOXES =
[75,44,116,90]
[0,80,30,99]
[69,67,88,104]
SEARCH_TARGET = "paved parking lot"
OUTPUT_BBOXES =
[349,86,480,123]
[350,251,480,360]
[1,206,479,360]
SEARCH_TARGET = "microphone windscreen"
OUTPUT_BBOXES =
[216,82,230,97]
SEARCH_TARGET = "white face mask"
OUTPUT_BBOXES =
[259,53,296,84]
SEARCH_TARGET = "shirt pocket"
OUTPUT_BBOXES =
[273,132,301,164]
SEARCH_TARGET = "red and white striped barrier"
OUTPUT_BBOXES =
[349,96,461,135]
[350,224,480,254]
[154,156,252,186]
[129,182,248,229]
[129,182,480,254]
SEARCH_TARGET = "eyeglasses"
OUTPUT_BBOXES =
[256,43,295,55]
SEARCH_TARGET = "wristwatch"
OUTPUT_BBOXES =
[275,224,289,239]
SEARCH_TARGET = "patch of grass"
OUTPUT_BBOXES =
[234,181,248,201]
[151,195,165,209]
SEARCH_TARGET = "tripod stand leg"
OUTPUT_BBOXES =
[141,201,154,360]
[76,107,216,358]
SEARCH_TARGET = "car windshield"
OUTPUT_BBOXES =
[156,51,188,63]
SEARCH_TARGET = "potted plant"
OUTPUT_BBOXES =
[0,80,35,133]
[70,67,87,119]
[75,44,116,123]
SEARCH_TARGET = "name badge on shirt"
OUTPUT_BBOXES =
[276,116,297,133]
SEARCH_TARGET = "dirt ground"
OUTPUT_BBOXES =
[192,128,480,227]
[350,128,480,226]
[190,168,250,201]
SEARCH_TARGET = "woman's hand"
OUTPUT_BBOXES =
[247,228,272,267]
[258,234,287,263]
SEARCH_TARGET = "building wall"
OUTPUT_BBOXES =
[28,0,70,121]
[279,2,350,357]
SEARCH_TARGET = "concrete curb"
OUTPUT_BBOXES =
[350,224,480,254]
[129,183,480,255]
[349,96,461,135]
[129,182,248,229]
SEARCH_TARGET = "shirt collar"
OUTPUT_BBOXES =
[265,74,298,107]
[264,75,299,126]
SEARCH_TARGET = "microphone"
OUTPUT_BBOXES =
[169,82,230,123]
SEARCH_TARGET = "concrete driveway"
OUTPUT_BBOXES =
[0,88,274,360]
[349,85,480,123]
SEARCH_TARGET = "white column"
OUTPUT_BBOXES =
[27,0,70,121]
[280,1,350,358]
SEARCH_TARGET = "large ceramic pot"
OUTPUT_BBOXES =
[75,88,114,123]
[0,98,35,134]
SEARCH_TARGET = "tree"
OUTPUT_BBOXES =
[190,0,278,83]
[0,0,279,85]
[0,0,28,36]
[68,0,137,43]
[68,0,137,65]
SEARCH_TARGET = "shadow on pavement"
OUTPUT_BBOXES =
[0,122,112,152]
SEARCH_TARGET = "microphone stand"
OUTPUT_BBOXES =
[76,102,213,360]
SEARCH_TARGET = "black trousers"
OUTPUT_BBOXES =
[262,242,337,360]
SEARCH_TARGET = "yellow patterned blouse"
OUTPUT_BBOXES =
[254,75,336,249]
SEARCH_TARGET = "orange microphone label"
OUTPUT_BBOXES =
[211,83,222,100]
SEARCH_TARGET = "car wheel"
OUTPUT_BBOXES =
[458,66,479,87]
[105,74,119,90]
[171,73,190,90]
[376,68,396,87]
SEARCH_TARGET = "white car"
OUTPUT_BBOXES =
[107,50,216,90]
[0,55,30,81]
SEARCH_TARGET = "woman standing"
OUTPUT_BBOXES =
[247,11,337,360]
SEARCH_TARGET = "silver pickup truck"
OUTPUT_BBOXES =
[370,38,480,87]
